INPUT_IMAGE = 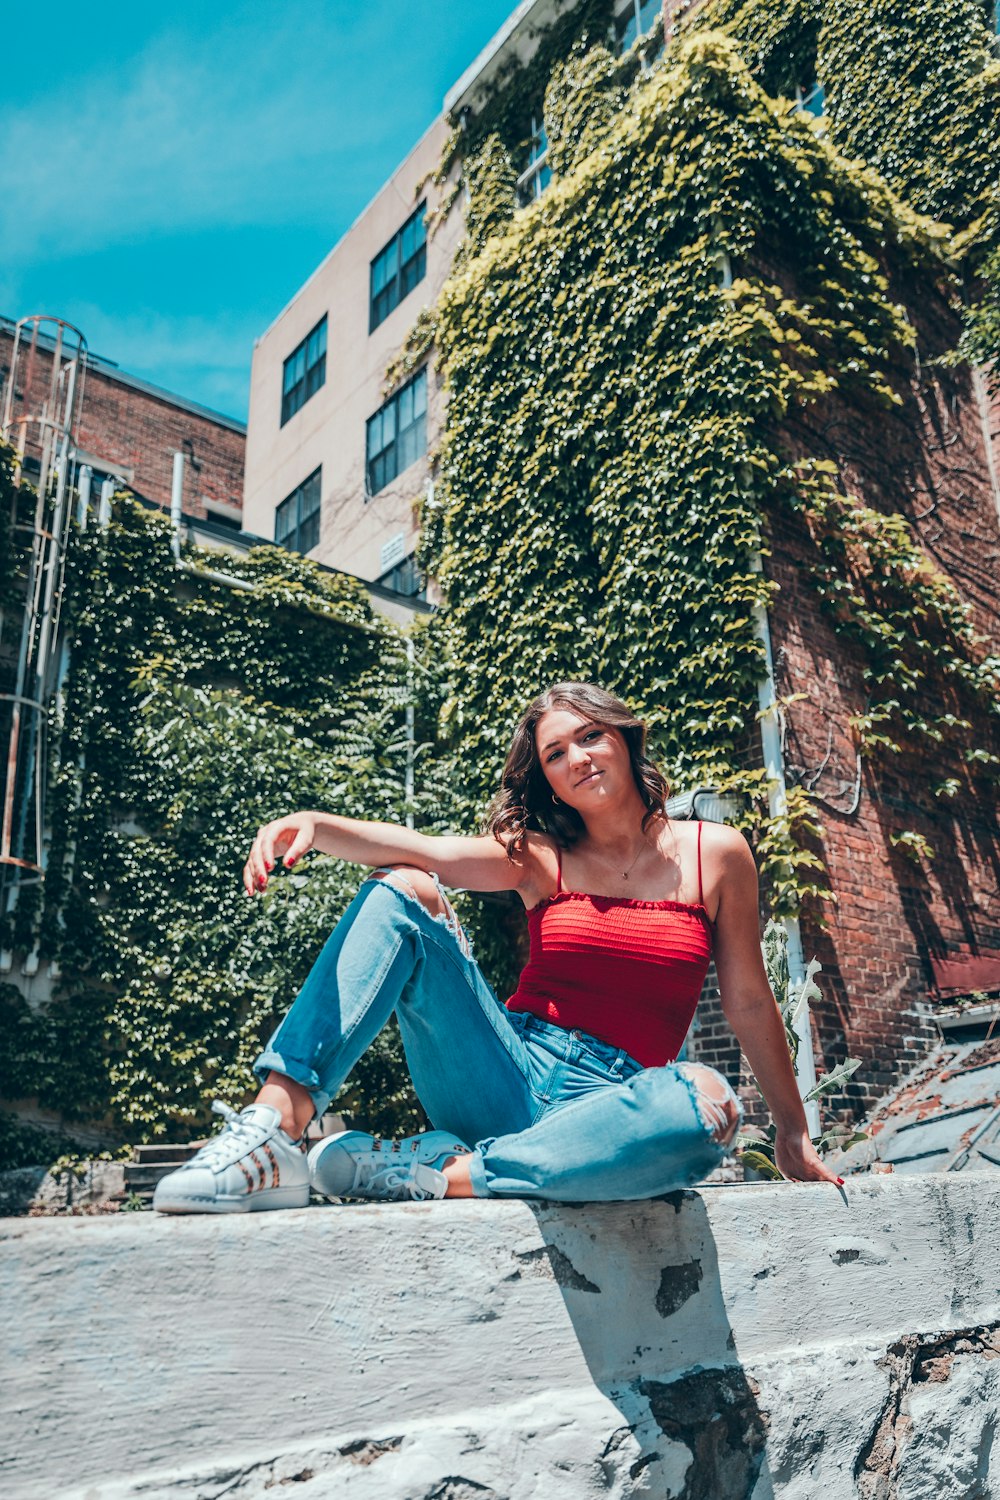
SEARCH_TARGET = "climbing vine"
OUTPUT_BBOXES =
[4,0,999,1163]
[684,0,1000,385]
[418,26,998,960]
[0,479,440,1156]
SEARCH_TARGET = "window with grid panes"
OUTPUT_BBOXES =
[280,317,327,427]
[614,0,660,52]
[515,117,552,206]
[377,553,427,599]
[794,80,826,117]
[369,203,427,333]
[366,368,427,496]
[274,467,321,554]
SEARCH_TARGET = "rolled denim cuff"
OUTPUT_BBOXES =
[253,1048,331,1118]
[467,1143,494,1198]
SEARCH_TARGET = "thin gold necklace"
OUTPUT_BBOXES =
[621,834,648,881]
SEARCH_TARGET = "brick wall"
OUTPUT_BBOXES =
[0,324,245,524]
[690,267,1000,1123]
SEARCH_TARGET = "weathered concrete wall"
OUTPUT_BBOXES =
[3,1175,999,1499]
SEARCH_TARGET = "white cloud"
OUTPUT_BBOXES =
[0,6,397,267]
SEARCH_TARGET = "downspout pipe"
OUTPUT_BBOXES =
[750,552,822,1138]
[713,226,822,1135]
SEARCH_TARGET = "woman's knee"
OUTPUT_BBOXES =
[676,1062,742,1148]
[371,866,448,919]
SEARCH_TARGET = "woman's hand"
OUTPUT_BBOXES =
[243,812,318,897]
[774,1127,844,1186]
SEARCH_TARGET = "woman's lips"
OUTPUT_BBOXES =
[575,770,603,787]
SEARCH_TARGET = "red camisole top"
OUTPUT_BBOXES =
[505,822,714,1068]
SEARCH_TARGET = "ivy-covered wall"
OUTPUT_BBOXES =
[0,473,442,1163]
[3,0,999,1162]
[418,8,999,1113]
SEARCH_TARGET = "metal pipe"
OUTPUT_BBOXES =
[170,451,185,564]
[750,552,822,1136]
[76,465,92,530]
[405,636,415,829]
[98,478,114,529]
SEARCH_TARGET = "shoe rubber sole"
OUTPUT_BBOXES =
[153,1182,310,1214]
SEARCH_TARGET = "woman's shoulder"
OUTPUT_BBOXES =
[515,831,562,910]
[694,819,750,855]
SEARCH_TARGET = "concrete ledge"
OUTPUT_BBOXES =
[3,1175,999,1499]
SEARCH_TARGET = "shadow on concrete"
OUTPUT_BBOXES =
[525,1192,775,1500]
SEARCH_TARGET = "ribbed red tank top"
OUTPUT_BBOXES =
[506,823,714,1068]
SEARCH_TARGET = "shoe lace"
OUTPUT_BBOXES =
[192,1101,259,1169]
[364,1163,438,1201]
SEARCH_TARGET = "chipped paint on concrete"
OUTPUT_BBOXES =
[2,1174,998,1498]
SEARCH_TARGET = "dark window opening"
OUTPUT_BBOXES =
[281,316,327,426]
[376,552,426,600]
[370,204,427,333]
[614,0,660,52]
[275,467,321,554]
[366,369,427,496]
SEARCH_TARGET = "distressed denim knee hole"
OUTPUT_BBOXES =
[676,1062,743,1148]
[367,867,473,958]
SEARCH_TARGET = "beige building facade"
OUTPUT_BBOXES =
[244,118,463,592]
[243,1,666,591]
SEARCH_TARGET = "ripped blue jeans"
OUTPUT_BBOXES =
[253,874,743,1200]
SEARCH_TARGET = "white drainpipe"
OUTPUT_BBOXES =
[750,553,822,1137]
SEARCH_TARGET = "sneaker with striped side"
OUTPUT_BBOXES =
[308,1129,470,1203]
[153,1101,310,1214]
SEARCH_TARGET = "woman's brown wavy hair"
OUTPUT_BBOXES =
[485,682,670,858]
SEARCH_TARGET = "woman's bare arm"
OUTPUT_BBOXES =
[243,811,534,899]
[710,825,841,1185]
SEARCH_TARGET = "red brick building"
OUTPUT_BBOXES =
[690,276,1000,1118]
[1,315,245,528]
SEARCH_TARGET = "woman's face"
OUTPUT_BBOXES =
[534,707,633,810]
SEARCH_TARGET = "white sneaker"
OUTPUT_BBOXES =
[308,1129,470,1203]
[153,1101,310,1214]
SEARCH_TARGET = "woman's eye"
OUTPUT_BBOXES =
[584,730,602,742]
[546,750,563,762]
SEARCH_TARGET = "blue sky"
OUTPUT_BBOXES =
[1,1,516,421]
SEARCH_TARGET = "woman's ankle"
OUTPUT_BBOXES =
[442,1154,476,1198]
[257,1073,315,1139]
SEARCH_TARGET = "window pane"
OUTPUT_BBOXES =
[302,470,321,516]
[397,425,416,472]
[305,355,325,401]
[275,498,294,542]
[299,507,320,553]
[401,217,417,262]
[372,244,393,295]
[616,1,639,50]
[638,0,659,34]
[412,369,427,417]
[529,118,548,164]
[398,383,413,427]
[401,245,426,299]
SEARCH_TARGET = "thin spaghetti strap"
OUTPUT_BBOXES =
[555,844,564,895]
[696,821,704,907]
